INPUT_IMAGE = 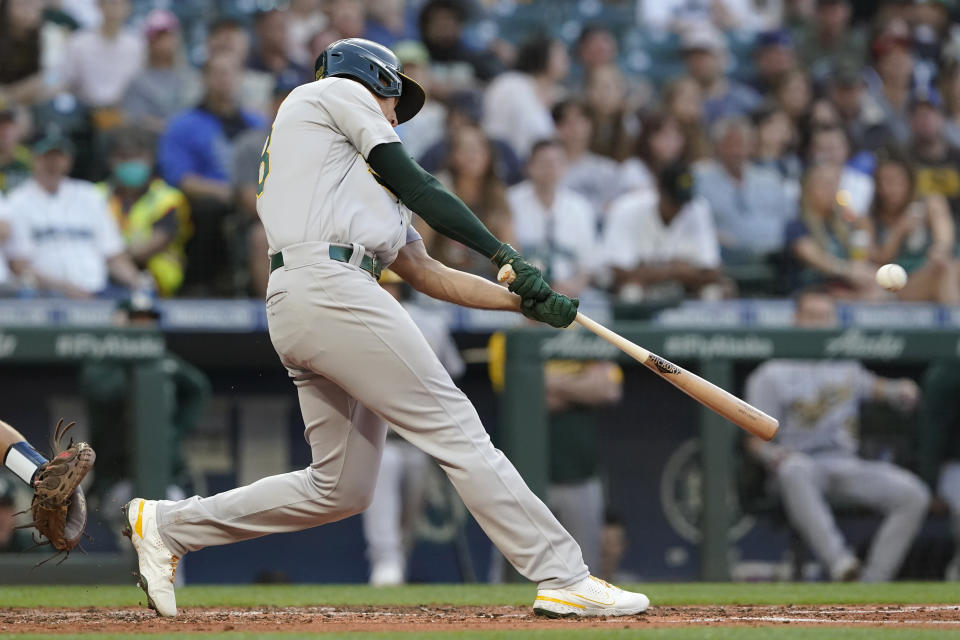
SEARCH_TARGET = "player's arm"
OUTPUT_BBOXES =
[367,142,549,300]
[390,238,520,312]
[545,362,622,412]
[0,419,52,488]
[368,143,502,257]
[107,253,143,289]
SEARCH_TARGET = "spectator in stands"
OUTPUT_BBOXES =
[419,0,501,91]
[866,33,915,145]
[159,52,265,294]
[0,101,30,194]
[904,0,952,85]
[0,190,24,295]
[638,0,780,33]
[753,106,803,192]
[0,0,46,106]
[805,126,874,217]
[507,139,597,297]
[695,115,797,262]
[620,112,689,195]
[59,0,144,113]
[418,124,515,278]
[393,42,446,163]
[585,64,637,162]
[364,0,417,49]
[570,25,618,89]
[746,286,929,582]
[793,0,866,82]
[248,9,309,84]
[680,26,762,125]
[868,148,959,303]
[101,127,191,298]
[286,0,326,67]
[787,162,879,297]
[310,0,365,54]
[940,62,960,149]
[122,10,201,136]
[775,68,814,131]
[917,361,960,580]
[824,60,890,152]
[5,132,141,297]
[418,90,522,185]
[207,16,273,118]
[602,161,727,302]
[483,35,567,159]
[662,77,710,161]
[552,100,623,216]
[908,87,960,223]
[753,29,798,96]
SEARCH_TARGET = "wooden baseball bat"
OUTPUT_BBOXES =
[498,264,778,441]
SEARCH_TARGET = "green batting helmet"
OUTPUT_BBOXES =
[315,38,426,124]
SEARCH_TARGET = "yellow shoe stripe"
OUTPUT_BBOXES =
[134,500,144,539]
[535,596,586,609]
[571,593,615,606]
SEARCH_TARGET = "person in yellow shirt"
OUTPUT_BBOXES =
[100,127,191,296]
[489,330,623,573]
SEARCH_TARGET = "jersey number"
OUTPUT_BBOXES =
[257,129,272,198]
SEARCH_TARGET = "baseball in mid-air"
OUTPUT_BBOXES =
[876,263,908,291]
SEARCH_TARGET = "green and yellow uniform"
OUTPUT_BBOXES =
[0,144,31,194]
[99,179,192,296]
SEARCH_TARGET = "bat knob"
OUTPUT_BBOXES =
[497,264,516,284]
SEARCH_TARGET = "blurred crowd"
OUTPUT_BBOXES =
[0,0,960,303]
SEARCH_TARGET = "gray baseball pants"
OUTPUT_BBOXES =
[156,243,588,588]
[775,451,930,581]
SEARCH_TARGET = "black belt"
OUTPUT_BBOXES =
[270,245,382,279]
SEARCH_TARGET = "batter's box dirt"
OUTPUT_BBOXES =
[3,604,960,633]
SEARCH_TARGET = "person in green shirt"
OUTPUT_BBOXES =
[79,296,210,506]
[917,362,960,579]
[489,332,623,573]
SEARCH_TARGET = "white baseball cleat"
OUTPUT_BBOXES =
[369,560,405,587]
[122,498,179,617]
[533,575,649,618]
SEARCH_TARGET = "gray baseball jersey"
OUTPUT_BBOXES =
[746,360,877,455]
[746,360,928,581]
[257,77,413,266]
[154,76,588,590]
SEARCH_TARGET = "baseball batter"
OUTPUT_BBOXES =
[123,39,648,618]
[746,287,929,581]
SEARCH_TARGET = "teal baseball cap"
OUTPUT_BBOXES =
[32,132,75,156]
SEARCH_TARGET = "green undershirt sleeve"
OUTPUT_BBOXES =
[367,142,502,259]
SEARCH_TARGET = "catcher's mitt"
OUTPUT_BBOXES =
[25,419,96,553]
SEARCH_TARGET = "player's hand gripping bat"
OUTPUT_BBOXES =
[498,264,778,441]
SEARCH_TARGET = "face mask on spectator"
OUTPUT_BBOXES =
[114,160,152,187]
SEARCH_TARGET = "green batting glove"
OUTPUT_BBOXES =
[521,291,580,328]
[491,243,551,302]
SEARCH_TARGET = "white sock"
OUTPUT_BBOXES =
[3,441,48,485]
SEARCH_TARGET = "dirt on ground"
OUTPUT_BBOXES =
[3,604,960,633]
